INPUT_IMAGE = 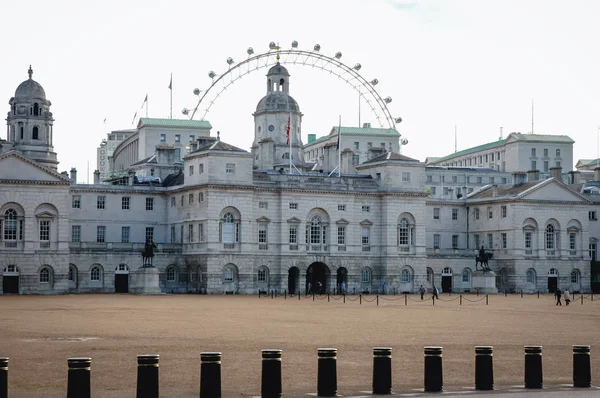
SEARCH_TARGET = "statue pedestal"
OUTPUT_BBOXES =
[472,271,498,294]
[130,266,162,295]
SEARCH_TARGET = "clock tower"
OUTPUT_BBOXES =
[252,62,304,170]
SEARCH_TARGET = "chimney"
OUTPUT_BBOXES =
[128,170,136,186]
[512,171,526,186]
[526,169,539,182]
[93,169,100,185]
[569,170,581,185]
[550,166,562,181]
[70,167,77,184]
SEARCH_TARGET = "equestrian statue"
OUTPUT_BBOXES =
[475,246,493,272]
[141,239,157,267]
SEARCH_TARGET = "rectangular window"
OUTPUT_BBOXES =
[160,134,166,143]
[338,204,346,211]
[258,224,268,243]
[121,197,130,210]
[479,155,482,164]
[337,226,346,245]
[199,192,204,202]
[97,195,106,209]
[474,234,480,249]
[452,208,458,221]
[72,195,81,209]
[367,142,372,148]
[569,232,576,250]
[531,148,536,156]
[39,220,50,241]
[97,226,106,243]
[433,208,440,220]
[289,225,297,244]
[531,160,536,170]
[175,134,180,143]
[259,201,268,209]
[181,195,184,206]
[189,224,194,242]
[487,233,493,249]
[433,234,440,249]
[354,142,359,150]
[199,223,205,242]
[352,154,360,166]
[361,226,370,245]
[488,207,493,219]
[491,153,494,161]
[189,165,194,176]
[170,197,176,207]
[226,163,235,174]
[199,163,204,174]
[501,233,507,249]
[589,211,597,221]
[556,149,561,157]
[146,198,154,211]
[426,175,432,183]
[485,154,488,162]
[189,135,195,143]
[121,226,130,243]
[452,175,458,183]
[430,186,436,195]
[589,243,597,261]
[289,202,298,210]
[402,172,410,182]
[452,234,459,249]
[543,148,548,157]
[501,206,507,218]
[490,177,494,184]
[189,194,194,205]
[362,205,370,212]
[543,161,549,172]
[556,161,561,168]
[170,226,176,243]
[501,177,507,184]
[69,225,81,243]
[475,208,480,220]
[145,227,154,243]
[476,176,482,184]
[525,232,532,249]
[443,187,449,196]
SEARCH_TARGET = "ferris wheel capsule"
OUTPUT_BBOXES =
[395,117,403,124]
[370,78,379,86]
[335,51,342,59]
[313,44,321,51]
[226,57,234,65]
[269,42,277,49]
[384,96,392,103]
[208,71,216,79]
[353,63,361,71]
[291,40,298,48]
[401,138,409,145]
[247,47,254,55]
[193,88,201,96]
[182,108,189,115]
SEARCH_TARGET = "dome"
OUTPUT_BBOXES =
[255,92,299,113]
[14,66,46,101]
[267,63,290,77]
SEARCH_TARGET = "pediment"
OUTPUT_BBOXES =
[336,218,350,225]
[518,179,591,203]
[35,211,57,218]
[359,219,374,226]
[0,151,69,183]
[287,217,301,224]
[256,216,271,223]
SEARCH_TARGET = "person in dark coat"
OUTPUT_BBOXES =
[555,288,562,306]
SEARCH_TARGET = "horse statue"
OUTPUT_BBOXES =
[475,247,493,272]
[141,240,157,267]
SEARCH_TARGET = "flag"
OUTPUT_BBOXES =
[141,94,148,109]
[286,116,291,145]
[168,73,172,90]
[132,112,137,125]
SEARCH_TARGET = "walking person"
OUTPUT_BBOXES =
[564,289,571,306]
[419,285,426,300]
[433,285,439,299]
[340,281,346,295]
[555,288,562,306]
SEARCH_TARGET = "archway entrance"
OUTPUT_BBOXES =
[306,262,330,294]
[2,265,19,294]
[115,264,129,293]
[288,267,299,294]
[336,267,348,294]
[441,267,453,293]
[547,268,558,293]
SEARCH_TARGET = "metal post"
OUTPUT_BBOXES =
[424,347,443,392]
[405,294,407,306]
[475,346,494,390]
[537,291,540,298]
[360,294,362,305]
[328,293,330,302]
[200,352,221,398]
[137,354,159,398]
[317,348,337,397]
[486,295,489,305]
[313,292,315,301]
[284,290,287,300]
[521,290,523,298]
[67,357,91,398]
[581,294,584,305]
[573,345,591,388]
[372,347,392,395]
[376,295,379,306]
[460,295,462,305]
[0,358,8,398]
[261,349,282,397]
[524,346,543,389]
[432,295,435,306]
[271,291,274,299]
[298,291,300,301]
[343,294,345,303]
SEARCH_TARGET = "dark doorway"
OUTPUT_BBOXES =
[115,274,129,293]
[306,262,329,294]
[336,267,348,294]
[547,277,557,293]
[288,267,299,294]
[3,276,19,294]
[441,276,452,293]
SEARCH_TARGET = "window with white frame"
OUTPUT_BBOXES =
[433,208,440,220]
[545,225,555,249]
[433,234,440,249]
[72,195,81,209]
[501,206,507,218]
[570,232,576,251]
[199,163,204,174]
[487,207,493,219]
[71,225,81,242]
[97,195,106,209]
[259,201,268,209]
[166,267,176,282]
[308,216,326,245]
[462,269,470,283]
[362,205,370,212]
[160,134,166,143]
[501,233,507,249]
[189,194,194,205]
[146,198,154,211]
[90,266,101,281]
[487,233,493,249]
[39,220,50,241]
[289,202,298,210]
[199,223,204,242]
[289,225,297,244]
[175,134,180,143]
[474,234,480,249]
[121,226,130,243]
[226,163,235,174]
[170,197,176,207]
[590,243,597,261]
[223,267,234,282]
[39,267,50,283]
[398,218,409,245]
[189,224,194,242]
[531,148,536,156]
[452,208,458,221]
[589,211,597,221]
[571,270,579,284]
[525,231,533,251]
[258,224,268,244]
[337,204,346,211]
[122,197,130,210]
[337,226,346,245]
[361,226,370,246]
[526,270,535,284]
[401,269,410,283]
[97,226,106,243]
[556,149,561,157]
[452,234,459,249]
[146,227,154,243]
[402,172,410,182]
[258,267,267,283]
[220,213,239,243]
[189,165,194,176]
[361,268,371,283]
[199,192,204,202]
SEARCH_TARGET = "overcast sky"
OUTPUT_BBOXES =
[2,0,599,181]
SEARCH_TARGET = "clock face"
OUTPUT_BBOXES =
[268,125,274,132]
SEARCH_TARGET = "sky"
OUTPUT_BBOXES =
[1,0,600,182]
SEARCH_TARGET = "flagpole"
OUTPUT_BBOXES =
[338,115,342,177]
[169,73,173,119]
[146,94,149,118]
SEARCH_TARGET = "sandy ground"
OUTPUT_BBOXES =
[0,293,598,397]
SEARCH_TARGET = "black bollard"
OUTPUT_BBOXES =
[475,346,494,390]
[137,354,159,398]
[200,352,222,398]
[524,346,543,389]
[317,348,337,397]
[67,357,91,398]
[372,347,392,395]
[424,347,443,392]
[0,357,7,398]
[573,345,591,388]
[261,349,282,398]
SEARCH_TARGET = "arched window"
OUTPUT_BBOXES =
[442,267,453,275]
[545,225,555,249]
[398,218,409,245]
[32,126,39,140]
[90,266,101,281]
[426,268,434,283]
[223,266,235,282]
[4,209,18,240]
[220,212,239,244]
[571,270,580,284]
[68,267,74,281]
[361,268,371,283]
[526,269,536,284]
[462,269,471,283]
[548,268,558,276]
[258,267,268,283]
[401,269,410,283]
[33,103,39,116]
[309,215,324,244]
[166,267,177,282]
[39,268,50,283]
